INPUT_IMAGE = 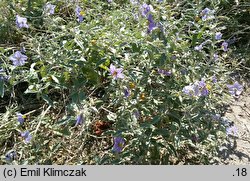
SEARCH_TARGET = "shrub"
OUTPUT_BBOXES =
[0,0,244,164]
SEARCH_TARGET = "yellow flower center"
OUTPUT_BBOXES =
[140,93,145,100]
[206,84,212,91]
[112,71,118,77]
[91,40,96,45]
[80,11,85,16]
[129,82,135,89]
[118,142,123,148]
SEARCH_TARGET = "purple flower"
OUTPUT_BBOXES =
[75,113,84,126]
[199,79,209,96]
[140,3,152,17]
[75,6,84,22]
[200,84,209,96]
[124,88,130,98]
[201,8,214,21]
[226,125,238,136]
[183,85,196,96]
[5,150,17,162]
[193,83,200,96]
[107,0,112,2]
[147,14,157,33]
[17,113,25,124]
[157,69,164,74]
[198,79,206,88]
[21,131,32,143]
[16,15,29,28]
[200,87,209,96]
[212,75,217,83]
[222,42,228,51]
[44,3,56,15]
[113,137,125,153]
[215,32,222,40]
[202,8,211,15]
[227,81,243,96]
[158,69,172,76]
[109,64,124,79]
[183,79,210,97]
[9,51,28,66]
[194,44,203,51]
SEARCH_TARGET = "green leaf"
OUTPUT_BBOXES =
[71,91,86,104]
[40,65,47,78]
[153,128,170,137]
[191,34,198,46]
[53,127,71,137]
[151,116,161,125]
[82,67,100,85]
[41,94,53,106]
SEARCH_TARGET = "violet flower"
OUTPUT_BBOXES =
[194,44,203,51]
[17,113,25,124]
[222,42,228,51]
[215,32,222,40]
[199,79,209,96]
[109,64,124,80]
[158,69,172,76]
[75,6,84,22]
[147,14,157,33]
[44,3,56,15]
[5,150,17,162]
[9,51,28,66]
[113,137,125,153]
[183,85,196,97]
[212,75,217,83]
[201,8,214,21]
[21,131,32,143]
[75,113,84,126]
[226,125,238,136]
[183,79,210,97]
[124,88,130,98]
[227,81,243,96]
[140,3,153,17]
[16,15,29,28]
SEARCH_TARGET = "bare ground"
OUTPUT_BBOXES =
[219,82,250,165]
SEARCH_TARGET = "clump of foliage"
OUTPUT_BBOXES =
[217,0,250,75]
[0,0,245,165]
